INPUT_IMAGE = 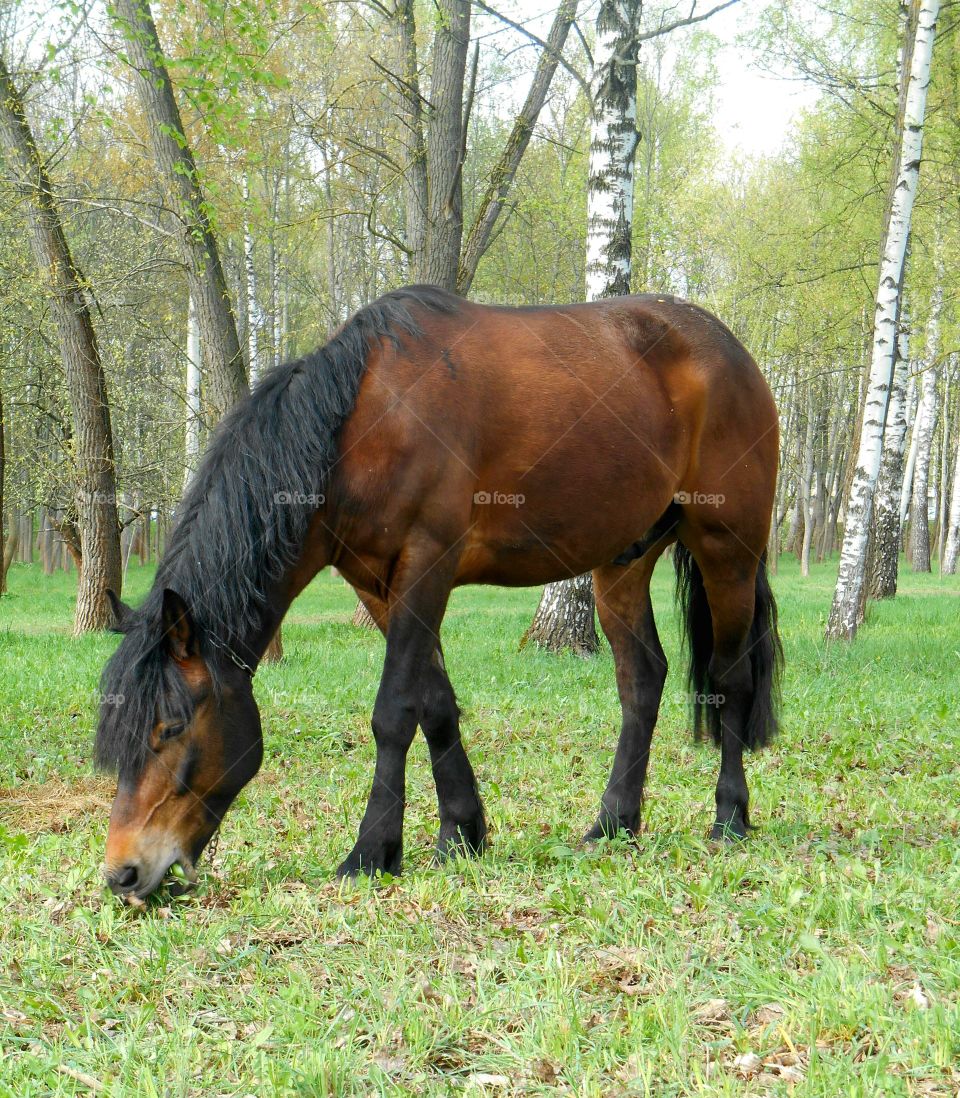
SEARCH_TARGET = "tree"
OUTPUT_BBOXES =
[184,294,201,491]
[111,0,248,422]
[943,424,960,573]
[457,0,579,292]
[385,0,580,291]
[0,54,122,632]
[523,0,641,655]
[826,0,940,641]
[868,319,911,598]
[909,274,943,571]
[0,381,6,595]
[111,0,294,658]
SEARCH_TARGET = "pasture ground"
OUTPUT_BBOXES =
[0,558,957,1096]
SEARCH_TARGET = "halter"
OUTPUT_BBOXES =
[207,634,256,677]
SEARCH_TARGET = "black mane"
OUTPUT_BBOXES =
[96,284,459,778]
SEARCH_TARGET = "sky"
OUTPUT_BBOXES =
[703,0,822,157]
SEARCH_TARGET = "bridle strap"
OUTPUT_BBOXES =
[207,634,256,677]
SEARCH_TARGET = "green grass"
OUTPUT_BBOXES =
[0,558,958,1096]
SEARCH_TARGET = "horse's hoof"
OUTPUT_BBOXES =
[435,817,487,862]
[710,820,748,843]
[581,813,639,844]
[335,843,402,880]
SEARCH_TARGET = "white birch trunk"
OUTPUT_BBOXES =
[585,0,639,299]
[943,401,960,573]
[899,373,919,526]
[826,0,939,640]
[243,174,261,385]
[800,388,816,577]
[525,0,639,654]
[909,275,943,571]
[184,293,201,492]
[935,361,952,564]
[868,320,910,599]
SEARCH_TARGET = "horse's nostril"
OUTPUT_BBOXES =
[113,864,138,890]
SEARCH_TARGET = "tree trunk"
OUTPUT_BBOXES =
[935,359,953,563]
[112,0,248,421]
[0,56,122,632]
[826,0,939,640]
[319,140,341,323]
[522,573,599,656]
[184,293,202,490]
[419,0,471,289]
[392,0,429,273]
[0,384,6,595]
[943,421,960,574]
[524,0,640,656]
[243,173,262,385]
[19,512,33,564]
[899,372,919,529]
[584,0,640,300]
[909,276,943,572]
[799,388,816,577]
[353,599,379,629]
[909,359,938,571]
[0,388,8,601]
[867,322,911,599]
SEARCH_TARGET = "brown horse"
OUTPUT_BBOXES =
[97,286,782,900]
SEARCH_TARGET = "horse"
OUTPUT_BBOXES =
[96,285,782,901]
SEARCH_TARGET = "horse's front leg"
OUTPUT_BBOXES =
[336,556,455,879]
[350,589,486,863]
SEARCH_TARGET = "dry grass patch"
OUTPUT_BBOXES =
[0,776,113,833]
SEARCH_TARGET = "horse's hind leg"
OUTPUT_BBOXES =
[583,555,667,840]
[353,590,486,861]
[678,528,774,841]
[420,647,487,859]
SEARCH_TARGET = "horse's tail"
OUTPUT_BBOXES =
[674,545,782,750]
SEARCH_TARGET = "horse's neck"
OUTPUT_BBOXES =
[241,515,334,667]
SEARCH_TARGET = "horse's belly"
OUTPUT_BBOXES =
[455,484,674,587]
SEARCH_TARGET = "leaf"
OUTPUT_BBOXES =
[733,1052,763,1077]
[797,931,823,953]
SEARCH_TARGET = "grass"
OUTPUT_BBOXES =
[0,557,958,1096]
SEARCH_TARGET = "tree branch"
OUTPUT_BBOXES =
[471,0,592,101]
[637,0,740,42]
[458,0,579,292]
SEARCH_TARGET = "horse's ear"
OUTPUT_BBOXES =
[106,589,133,633]
[161,588,199,660]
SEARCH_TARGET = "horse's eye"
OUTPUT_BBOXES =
[160,722,187,742]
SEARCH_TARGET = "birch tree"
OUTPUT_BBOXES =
[524,0,641,655]
[243,176,263,386]
[0,55,122,633]
[943,425,960,573]
[908,278,943,571]
[826,0,939,641]
[867,320,911,599]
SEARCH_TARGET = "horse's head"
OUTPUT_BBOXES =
[96,588,262,901]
